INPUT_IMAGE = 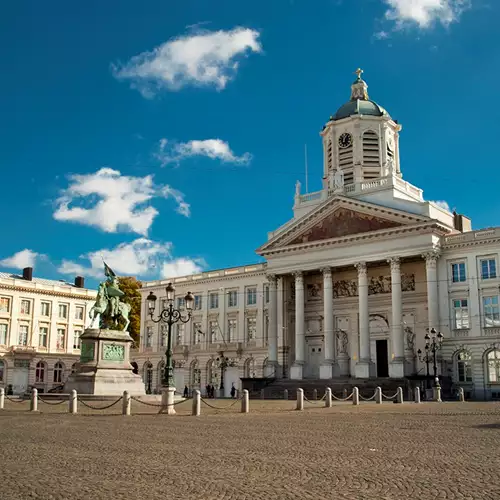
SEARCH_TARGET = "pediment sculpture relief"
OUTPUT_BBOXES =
[289,208,402,244]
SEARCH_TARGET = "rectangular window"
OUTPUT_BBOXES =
[228,290,237,308]
[210,321,218,343]
[452,299,469,329]
[246,287,257,306]
[193,322,202,344]
[58,304,68,319]
[177,297,185,309]
[451,262,466,283]
[483,296,500,327]
[56,328,66,349]
[20,300,31,315]
[481,258,497,280]
[73,329,82,349]
[0,297,10,313]
[18,325,29,346]
[160,324,167,347]
[0,323,8,344]
[227,319,237,342]
[194,295,202,310]
[145,326,153,347]
[264,285,270,304]
[176,324,185,345]
[264,315,269,344]
[39,326,48,348]
[40,301,51,317]
[209,293,219,309]
[246,317,257,341]
[75,306,84,320]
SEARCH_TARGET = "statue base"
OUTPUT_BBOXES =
[64,328,146,396]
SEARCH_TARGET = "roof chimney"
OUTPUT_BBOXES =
[74,276,85,288]
[22,267,33,281]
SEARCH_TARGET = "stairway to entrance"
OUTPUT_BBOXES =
[252,378,410,400]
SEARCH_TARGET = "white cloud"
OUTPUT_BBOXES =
[382,0,470,28]
[161,257,206,279]
[156,138,251,167]
[53,168,190,235]
[431,200,451,212]
[111,26,262,96]
[0,249,42,269]
[58,238,207,279]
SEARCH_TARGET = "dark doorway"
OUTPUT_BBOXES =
[376,340,389,377]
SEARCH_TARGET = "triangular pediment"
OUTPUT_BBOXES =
[257,196,432,254]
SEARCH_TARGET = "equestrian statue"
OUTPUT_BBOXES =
[89,262,131,331]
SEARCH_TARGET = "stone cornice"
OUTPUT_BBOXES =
[0,284,96,301]
[260,222,449,257]
[443,237,500,251]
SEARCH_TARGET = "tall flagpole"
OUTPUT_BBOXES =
[304,144,309,194]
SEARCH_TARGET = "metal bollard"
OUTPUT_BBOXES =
[0,387,4,409]
[458,387,465,402]
[241,389,249,413]
[396,387,404,404]
[375,387,382,404]
[260,388,265,400]
[192,390,201,416]
[352,387,359,406]
[296,388,304,411]
[325,388,332,408]
[283,389,288,400]
[312,389,318,401]
[69,390,78,414]
[122,390,131,416]
[30,388,38,412]
[414,387,421,404]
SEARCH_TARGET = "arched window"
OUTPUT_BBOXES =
[243,357,255,378]
[362,131,380,180]
[157,360,165,387]
[207,359,218,386]
[190,360,201,387]
[35,361,45,383]
[456,351,472,383]
[53,362,63,383]
[0,360,4,382]
[326,139,333,171]
[487,350,500,383]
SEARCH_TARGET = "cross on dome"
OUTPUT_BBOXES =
[354,68,364,80]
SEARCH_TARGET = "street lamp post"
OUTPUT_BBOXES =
[417,348,431,390]
[146,283,194,415]
[418,327,443,401]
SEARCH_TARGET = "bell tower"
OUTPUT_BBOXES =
[320,69,402,193]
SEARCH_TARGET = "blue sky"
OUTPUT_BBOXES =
[0,0,497,286]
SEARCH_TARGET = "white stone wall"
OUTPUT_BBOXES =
[0,275,96,394]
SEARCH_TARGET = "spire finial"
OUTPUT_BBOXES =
[354,68,364,80]
[350,68,369,100]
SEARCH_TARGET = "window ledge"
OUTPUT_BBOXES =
[452,329,470,338]
[482,327,500,336]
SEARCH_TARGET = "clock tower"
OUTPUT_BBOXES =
[320,69,402,190]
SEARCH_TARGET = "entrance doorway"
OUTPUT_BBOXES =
[305,344,322,378]
[376,340,389,377]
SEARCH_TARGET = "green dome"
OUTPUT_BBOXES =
[333,99,390,121]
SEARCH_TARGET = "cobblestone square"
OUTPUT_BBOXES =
[2,400,500,500]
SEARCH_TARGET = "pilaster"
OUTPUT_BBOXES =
[423,250,440,330]
[320,267,334,379]
[290,271,305,380]
[388,257,404,378]
[354,262,370,378]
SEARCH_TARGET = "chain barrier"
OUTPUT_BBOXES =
[304,393,328,404]
[130,396,191,408]
[37,396,67,406]
[77,397,123,411]
[4,395,27,404]
[200,395,243,410]
[331,392,353,401]
[359,393,377,401]
[382,392,398,400]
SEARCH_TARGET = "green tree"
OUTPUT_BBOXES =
[117,276,142,345]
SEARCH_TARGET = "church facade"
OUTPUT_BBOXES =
[133,70,500,400]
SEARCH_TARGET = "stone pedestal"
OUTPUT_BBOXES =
[64,328,146,396]
[319,361,334,379]
[337,354,350,377]
[354,360,370,379]
[290,362,303,380]
[161,387,176,415]
[389,359,405,378]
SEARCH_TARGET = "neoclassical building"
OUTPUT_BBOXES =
[0,267,96,394]
[134,70,500,400]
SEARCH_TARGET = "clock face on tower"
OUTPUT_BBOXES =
[338,133,353,149]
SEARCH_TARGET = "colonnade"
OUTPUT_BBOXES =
[265,251,440,380]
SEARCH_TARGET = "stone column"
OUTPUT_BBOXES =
[265,274,278,377]
[388,257,404,378]
[290,271,305,380]
[423,251,440,329]
[320,267,334,379]
[354,262,370,378]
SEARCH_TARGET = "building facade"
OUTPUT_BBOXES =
[133,70,500,400]
[0,267,96,394]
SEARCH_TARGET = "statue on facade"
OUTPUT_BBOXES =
[89,262,131,331]
[334,166,344,191]
[295,180,301,197]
